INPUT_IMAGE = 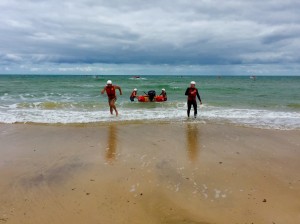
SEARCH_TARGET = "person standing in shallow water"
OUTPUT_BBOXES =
[101,80,122,116]
[160,88,167,101]
[130,88,138,102]
[185,81,202,118]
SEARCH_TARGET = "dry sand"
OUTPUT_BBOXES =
[0,122,300,224]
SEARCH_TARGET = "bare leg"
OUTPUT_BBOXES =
[113,106,118,116]
[108,100,114,115]
[111,104,118,116]
[109,99,118,116]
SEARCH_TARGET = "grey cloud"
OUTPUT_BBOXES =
[0,0,300,74]
[261,27,300,45]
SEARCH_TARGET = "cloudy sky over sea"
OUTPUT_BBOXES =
[1,0,300,75]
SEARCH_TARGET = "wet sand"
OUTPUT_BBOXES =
[0,122,300,224]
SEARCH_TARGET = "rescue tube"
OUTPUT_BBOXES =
[137,95,166,102]
[137,96,147,102]
[155,95,164,102]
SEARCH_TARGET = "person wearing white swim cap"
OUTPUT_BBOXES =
[185,81,202,118]
[130,88,138,102]
[101,80,122,116]
[159,88,167,101]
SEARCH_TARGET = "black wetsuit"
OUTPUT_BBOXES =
[185,87,202,117]
[130,91,137,102]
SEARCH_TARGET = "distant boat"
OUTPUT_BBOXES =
[132,76,140,79]
[129,76,146,80]
[250,75,256,80]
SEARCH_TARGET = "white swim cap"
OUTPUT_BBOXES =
[107,80,112,84]
[134,88,137,91]
[162,88,165,91]
[190,81,196,85]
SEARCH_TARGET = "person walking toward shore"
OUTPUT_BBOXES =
[185,81,202,118]
[101,80,122,116]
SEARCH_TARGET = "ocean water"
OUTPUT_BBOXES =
[0,75,299,130]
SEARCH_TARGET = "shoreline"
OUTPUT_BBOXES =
[1,117,300,131]
[1,122,300,223]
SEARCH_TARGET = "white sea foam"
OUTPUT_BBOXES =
[201,107,300,130]
[0,104,299,130]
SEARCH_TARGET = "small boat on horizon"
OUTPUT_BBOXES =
[129,76,147,80]
[132,75,140,79]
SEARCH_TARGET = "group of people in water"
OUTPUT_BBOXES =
[101,80,202,118]
[129,88,167,102]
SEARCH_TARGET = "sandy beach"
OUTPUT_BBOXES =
[0,122,300,224]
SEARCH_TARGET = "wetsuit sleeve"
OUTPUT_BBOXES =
[185,88,189,96]
[196,89,202,102]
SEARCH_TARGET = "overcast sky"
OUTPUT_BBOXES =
[1,0,300,75]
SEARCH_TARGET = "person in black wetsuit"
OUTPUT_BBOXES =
[130,88,138,101]
[160,88,167,101]
[185,81,202,118]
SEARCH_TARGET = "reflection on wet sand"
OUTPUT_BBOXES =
[105,124,118,163]
[186,123,200,161]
